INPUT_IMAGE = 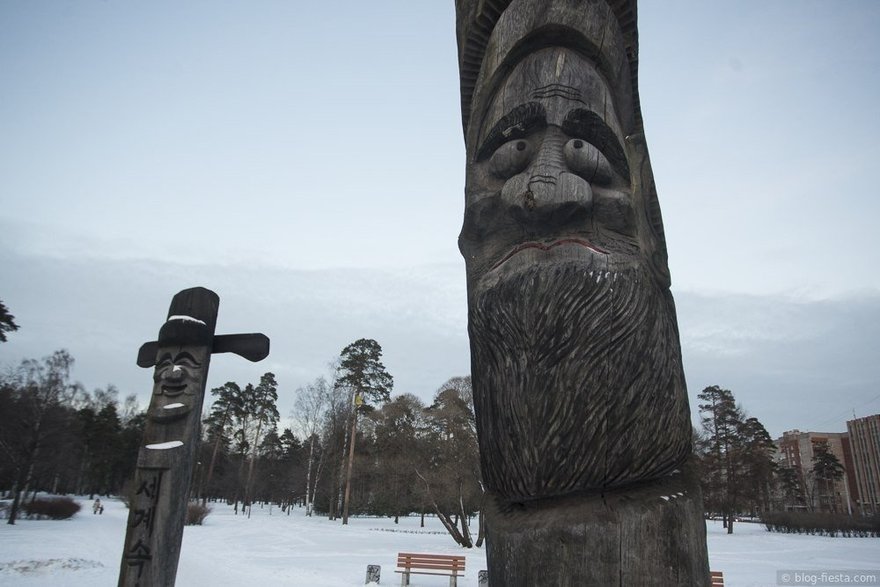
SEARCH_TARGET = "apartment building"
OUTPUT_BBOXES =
[846,414,880,515]
[775,429,858,513]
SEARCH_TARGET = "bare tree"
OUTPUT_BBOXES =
[292,376,331,516]
[323,372,352,521]
[416,377,481,548]
[1,350,78,524]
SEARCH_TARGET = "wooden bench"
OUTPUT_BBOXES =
[711,570,725,586]
[395,552,465,587]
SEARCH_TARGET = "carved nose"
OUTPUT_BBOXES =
[527,131,566,194]
[163,366,185,381]
[501,129,593,227]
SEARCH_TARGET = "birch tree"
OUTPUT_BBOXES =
[292,376,331,516]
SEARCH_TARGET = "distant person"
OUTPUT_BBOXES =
[93,498,103,514]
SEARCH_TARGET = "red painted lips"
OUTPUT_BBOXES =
[491,238,607,270]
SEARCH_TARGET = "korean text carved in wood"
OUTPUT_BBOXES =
[118,287,268,587]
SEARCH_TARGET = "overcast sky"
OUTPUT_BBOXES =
[2,1,878,438]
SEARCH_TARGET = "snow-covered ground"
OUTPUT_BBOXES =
[1,497,878,586]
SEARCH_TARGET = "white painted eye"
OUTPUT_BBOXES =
[563,139,614,186]
[489,139,533,179]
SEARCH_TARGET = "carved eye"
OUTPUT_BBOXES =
[563,138,614,186]
[489,139,533,179]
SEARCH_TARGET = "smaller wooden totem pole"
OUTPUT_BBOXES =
[118,287,269,587]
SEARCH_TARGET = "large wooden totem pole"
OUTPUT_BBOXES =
[118,287,269,586]
[453,1,711,584]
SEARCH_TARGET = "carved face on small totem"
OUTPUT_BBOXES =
[462,47,692,503]
[149,348,206,423]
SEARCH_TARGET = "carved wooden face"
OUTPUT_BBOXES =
[460,47,641,295]
[149,347,207,423]
[461,46,691,502]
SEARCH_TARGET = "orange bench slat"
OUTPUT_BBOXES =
[397,559,464,568]
[396,552,466,574]
[398,553,466,560]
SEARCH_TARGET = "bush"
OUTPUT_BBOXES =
[22,497,81,520]
[186,503,211,526]
[762,511,880,537]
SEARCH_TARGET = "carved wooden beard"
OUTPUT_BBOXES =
[468,260,691,503]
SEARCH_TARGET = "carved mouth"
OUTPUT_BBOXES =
[161,384,187,396]
[149,402,191,423]
[491,238,607,271]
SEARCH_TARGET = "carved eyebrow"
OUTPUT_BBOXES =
[173,351,201,366]
[531,83,584,102]
[476,102,546,162]
[562,109,630,179]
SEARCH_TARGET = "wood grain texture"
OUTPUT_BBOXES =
[455,0,641,135]
[469,263,691,501]
[453,1,710,584]
[483,463,710,586]
[119,288,219,587]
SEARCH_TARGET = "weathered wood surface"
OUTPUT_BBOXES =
[118,287,269,587]
[452,0,710,584]
[484,465,709,586]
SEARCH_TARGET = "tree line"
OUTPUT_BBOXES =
[1,350,144,524]
[2,333,850,542]
[695,385,848,535]
[0,339,476,547]
[197,338,483,547]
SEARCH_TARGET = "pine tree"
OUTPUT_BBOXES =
[90,402,123,495]
[373,394,425,523]
[231,383,255,514]
[0,299,19,343]
[811,440,845,512]
[738,416,776,515]
[775,465,803,510]
[336,339,393,525]
[697,386,782,529]
[202,382,242,505]
[244,372,279,517]
[697,385,743,533]
[336,339,393,406]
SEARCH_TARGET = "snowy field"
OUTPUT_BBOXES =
[1,498,878,586]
